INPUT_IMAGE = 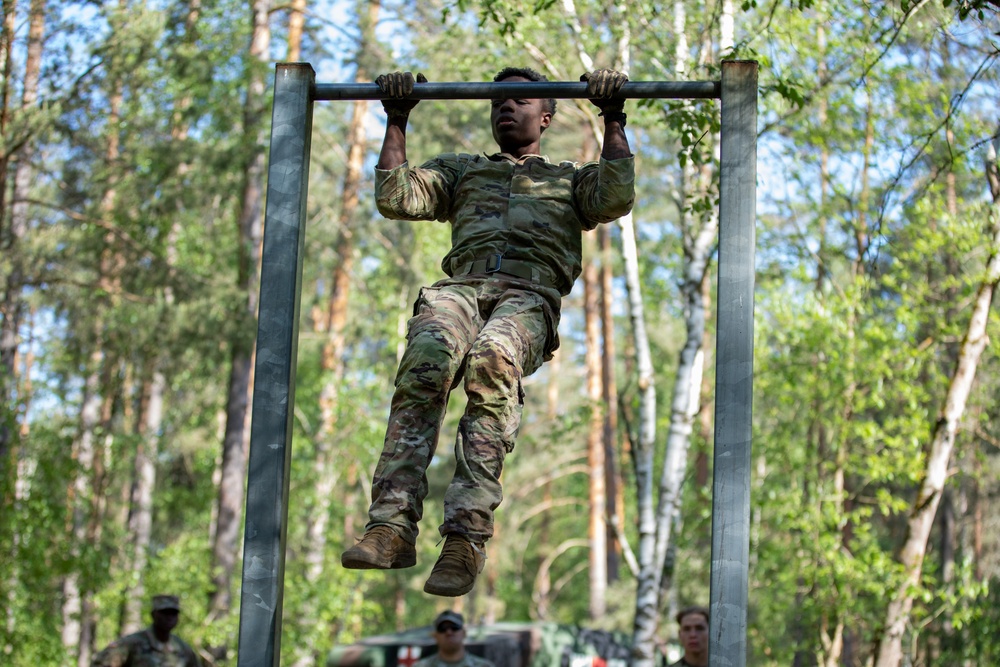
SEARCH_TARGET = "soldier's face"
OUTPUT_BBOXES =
[678,613,708,658]
[152,609,180,634]
[490,76,552,152]
[434,622,465,649]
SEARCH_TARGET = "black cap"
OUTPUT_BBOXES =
[152,595,181,612]
[434,610,464,630]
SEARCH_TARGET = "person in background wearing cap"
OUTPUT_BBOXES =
[91,594,200,667]
[413,611,495,667]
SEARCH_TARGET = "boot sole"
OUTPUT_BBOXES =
[422,577,475,597]
[341,551,416,570]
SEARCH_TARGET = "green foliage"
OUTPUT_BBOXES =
[2,0,999,664]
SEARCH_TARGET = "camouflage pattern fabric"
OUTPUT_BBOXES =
[91,629,200,667]
[375,152,635,296]
[368,277,553,544]
[414,653,496,667]
[367,151,635,545]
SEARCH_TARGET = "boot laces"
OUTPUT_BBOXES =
[438,537,483,574]
[364,525,398,547]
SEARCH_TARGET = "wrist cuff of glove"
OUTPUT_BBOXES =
[599,110,627,127]
[384,107,411,120]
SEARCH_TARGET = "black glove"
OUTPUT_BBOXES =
[376,71,428,119]
[580,69,628,115]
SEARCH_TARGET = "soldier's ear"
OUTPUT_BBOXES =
[540,112,552,130]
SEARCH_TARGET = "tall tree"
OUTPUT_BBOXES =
[1,0,44,539]
[289,1,381,664]
[0,0,44,469]
[583,233,608,619]
[874,138,1000,667]
[209,0,271,620]
[599,223,622,581]
[62,1,130,657]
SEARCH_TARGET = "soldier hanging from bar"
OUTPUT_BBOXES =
[342,66,634,597]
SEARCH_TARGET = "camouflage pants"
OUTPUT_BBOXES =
[367,276,556,545]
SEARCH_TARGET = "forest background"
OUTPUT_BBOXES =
[1,0,999,665]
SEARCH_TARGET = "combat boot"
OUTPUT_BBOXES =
[341,525,416,569]
[423,534,485,596]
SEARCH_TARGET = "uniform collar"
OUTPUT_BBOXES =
[486,151,549,164]
[144,628,176,653]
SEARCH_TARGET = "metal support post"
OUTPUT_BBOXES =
[709,60,758,667]
[236,62,315,667]
[236,62,760,667]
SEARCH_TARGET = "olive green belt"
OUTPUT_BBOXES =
[456,254,557,290]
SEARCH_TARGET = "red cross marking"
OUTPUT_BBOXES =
[398,646,421,667]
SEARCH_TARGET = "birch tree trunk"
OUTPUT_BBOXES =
[625,207,659,667]
[209,0,270,619]
[633,0,731,660]
[873,140,1000,667]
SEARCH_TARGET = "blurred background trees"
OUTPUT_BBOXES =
[0,0,998,665]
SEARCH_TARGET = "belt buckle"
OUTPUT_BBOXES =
[485,253,503,273]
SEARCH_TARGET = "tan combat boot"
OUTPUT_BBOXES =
[341,525,416,569]
[423,534,485,597]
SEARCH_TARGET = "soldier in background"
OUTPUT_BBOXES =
[669,606,709,667]
[92,594,200,667]
[342,65,634,598]
[414,611,495,667]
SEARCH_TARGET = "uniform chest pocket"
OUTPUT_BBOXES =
[511,174,573,203]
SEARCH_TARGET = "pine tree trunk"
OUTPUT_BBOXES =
[63,43,125,663]
[286,0,306,61]
[116,0,197,633]
[599,225,621,581]
[0,0,15,234]
[1,3,44,640]
[533,348,561,620]
[291,4,378,664]
[209,0,270,620]
[583,243,607,620]
[1,0,43,470]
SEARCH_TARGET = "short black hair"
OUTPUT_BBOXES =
[676,606,709,625]
[493,66,557,117]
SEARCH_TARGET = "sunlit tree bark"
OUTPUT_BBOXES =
[209,0,271,620]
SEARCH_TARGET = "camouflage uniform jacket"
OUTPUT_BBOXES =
[413,652,497,667]
[375,152,635,296]
[91,628,200,667]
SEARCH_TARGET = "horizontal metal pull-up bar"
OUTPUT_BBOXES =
[313,80,721,101]
[239,61,756,667]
